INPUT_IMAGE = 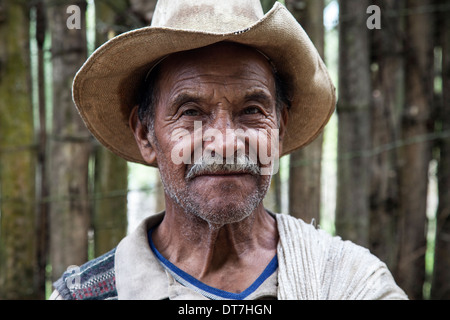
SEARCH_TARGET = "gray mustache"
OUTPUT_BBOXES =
[185,154,261,181]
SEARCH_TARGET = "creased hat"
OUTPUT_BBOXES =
[72,0,336,166]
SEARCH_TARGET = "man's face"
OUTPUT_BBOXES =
[141,43,284,225]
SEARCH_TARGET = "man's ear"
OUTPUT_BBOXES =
[129,106,157,165]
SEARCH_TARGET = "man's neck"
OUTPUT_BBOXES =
[151,202,278,293]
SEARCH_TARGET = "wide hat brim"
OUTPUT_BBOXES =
[72,3,336,167]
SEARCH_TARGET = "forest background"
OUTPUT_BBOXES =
[0,0,449,300]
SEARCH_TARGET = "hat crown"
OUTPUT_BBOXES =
[151,0,265,33]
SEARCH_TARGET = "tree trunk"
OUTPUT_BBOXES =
[260,0,277,13]
[130,0,158,25]
[286,0,324,224]
[336,0,371,246]
[93,148,128,256]
[368,0,404,271]
[35,0,49,299]
[0,0,37,299]
[396,0,434,300]
[47,0,91,281]
[431,0,450,300]
[92,0,128,257]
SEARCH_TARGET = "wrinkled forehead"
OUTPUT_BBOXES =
[156,42,276,88]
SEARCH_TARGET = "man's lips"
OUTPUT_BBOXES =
[185,169,257,181]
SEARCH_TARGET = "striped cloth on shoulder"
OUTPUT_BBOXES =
[53,248,117,300]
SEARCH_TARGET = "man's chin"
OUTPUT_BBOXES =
[183,196,262,227]
[204,209,251,225]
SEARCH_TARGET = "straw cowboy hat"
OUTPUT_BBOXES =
[72,0,336,166]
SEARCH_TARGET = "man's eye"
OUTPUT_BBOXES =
[243,107,261,115]
[182,109,201,116]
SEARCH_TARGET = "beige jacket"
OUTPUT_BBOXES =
[50,212,407,300]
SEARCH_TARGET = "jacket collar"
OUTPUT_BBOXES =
[114,210,279,300]
[115,212,168,299]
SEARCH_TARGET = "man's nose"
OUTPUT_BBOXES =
[202,112,244,160]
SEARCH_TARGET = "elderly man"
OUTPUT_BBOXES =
[50,0,407,300]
